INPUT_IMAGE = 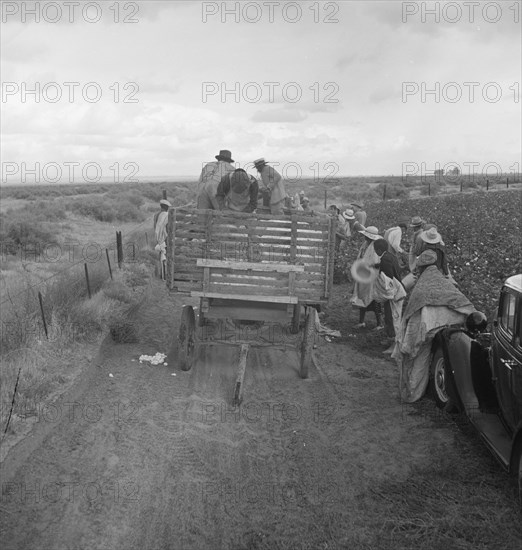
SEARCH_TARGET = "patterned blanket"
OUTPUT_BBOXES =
[403,265,474,323]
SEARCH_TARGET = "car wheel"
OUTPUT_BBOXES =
[429,347,455,411]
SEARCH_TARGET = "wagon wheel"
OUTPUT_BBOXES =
[198,298,208,327]
[291,303,301,334]
[300,308,316,379]
[179,306,196,371]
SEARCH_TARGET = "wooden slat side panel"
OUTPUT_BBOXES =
[196,259,305,272]
[190,291,298,304]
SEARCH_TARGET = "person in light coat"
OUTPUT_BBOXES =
[197,149,236,210]
[253,158,287,215]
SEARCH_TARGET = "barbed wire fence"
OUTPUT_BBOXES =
[0,192,196,436]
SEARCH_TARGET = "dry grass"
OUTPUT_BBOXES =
[0,225,155,435]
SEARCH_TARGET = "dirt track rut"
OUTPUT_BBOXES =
[2,278,520,549]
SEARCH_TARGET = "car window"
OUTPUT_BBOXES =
[499,291,516,334]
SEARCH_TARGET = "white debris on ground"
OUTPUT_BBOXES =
[139,353,168,365]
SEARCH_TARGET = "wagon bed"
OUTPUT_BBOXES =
[167,208,336,304]
[166,207,336,392]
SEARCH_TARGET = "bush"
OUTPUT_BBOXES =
[378,182,410,200]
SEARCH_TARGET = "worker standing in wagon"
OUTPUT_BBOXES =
[216,169,259,213]
[253,158,287,215]
[197,149,236,210]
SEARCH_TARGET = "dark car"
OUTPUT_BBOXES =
[430,274,522,506]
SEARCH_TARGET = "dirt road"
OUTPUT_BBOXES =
[1,280,521,549]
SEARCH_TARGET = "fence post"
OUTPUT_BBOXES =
[382,184,387,201]
[116,231,123,268]
[84,263,92,299]
[506,177,509,188]
[105,248,113,280]
[38,291,49,340]
[486,178,489,191]
[162,189,167,200]
[428,182,431,196]
[324,189,327,210]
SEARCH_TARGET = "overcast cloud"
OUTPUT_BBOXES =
[1,0,520,182]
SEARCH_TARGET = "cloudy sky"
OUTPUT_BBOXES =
[1,0,520,183]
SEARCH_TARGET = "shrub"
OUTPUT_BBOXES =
[378,182,410,200]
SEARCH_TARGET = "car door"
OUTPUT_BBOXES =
[492,288,519,430]
[512,295,522,429]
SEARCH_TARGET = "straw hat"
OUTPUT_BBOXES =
[420,227,442,244]
[159,199,172,207]
[410,216,424,228]
[358,226,380,240]
[351,259,378,283]
[342,208,355,220]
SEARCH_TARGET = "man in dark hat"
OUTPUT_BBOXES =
[216,168,259,213]
[197,149,236,210]
[253,158,287,215]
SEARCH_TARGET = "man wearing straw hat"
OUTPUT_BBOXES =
[253,158,287,215]
[339,208,356,238]
[197,149,236,210]
[350,226,384,329]
[417,226,450,277]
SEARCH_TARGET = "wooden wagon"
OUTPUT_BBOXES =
[166,208,336,403]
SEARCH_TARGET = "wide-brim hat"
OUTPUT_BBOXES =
[351,202,363,209]
[159,199,172,207]
[358,225,380,240]
[410,215,424,227]
[353,221,365,232]
[230,170,251,194]
[215,149,234,163]
[416,249,438,267]
[351,259,378,284]
[302,197,310,203]
[397,217,410,227]
[253,157,268,168]
[342,209,355,220]
[420,227,442,244]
